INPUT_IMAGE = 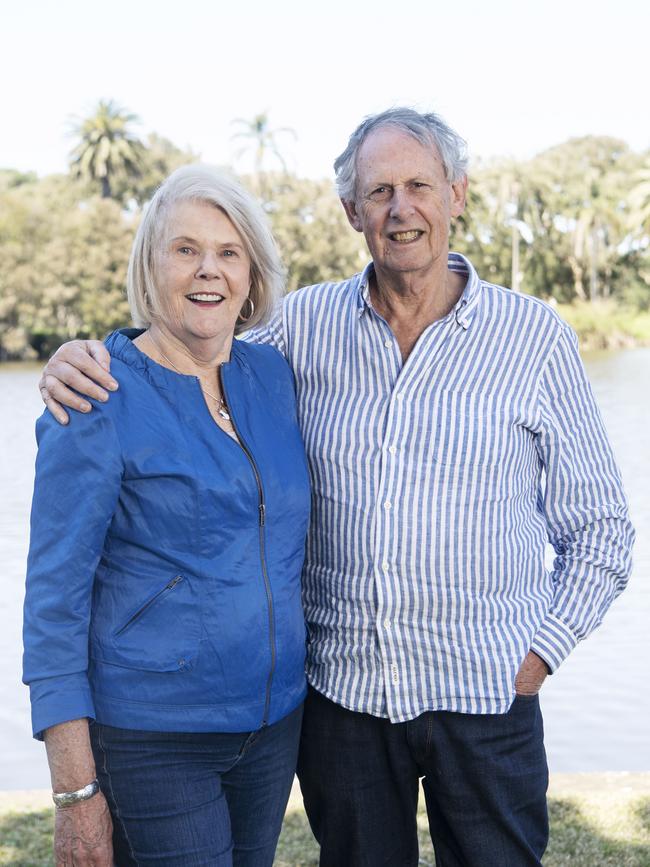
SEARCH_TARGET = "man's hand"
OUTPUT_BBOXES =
[514,650,550,696]
[39,340,118,425]
[54,791,114,866]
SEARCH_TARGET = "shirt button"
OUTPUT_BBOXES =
[382,561,389,571]
[384,339,392,348]
[388,445,397,455]
[396,394,404,402]
[384,501,392,510]
[383,620,391,629]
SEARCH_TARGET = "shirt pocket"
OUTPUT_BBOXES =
[91,572,201,672]
[428,388,514,471]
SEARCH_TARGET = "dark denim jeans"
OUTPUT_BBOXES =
[90,704,303,867]
[298,688,548,867]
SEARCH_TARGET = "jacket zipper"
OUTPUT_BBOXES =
[220,366,276,727]
[115,575,183,636]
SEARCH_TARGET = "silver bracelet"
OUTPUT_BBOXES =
[52,778,100,808]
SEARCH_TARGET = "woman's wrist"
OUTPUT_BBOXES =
[44,718,97,794]
[52,778,100,808]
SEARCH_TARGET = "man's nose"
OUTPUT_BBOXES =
[389,186,415,219]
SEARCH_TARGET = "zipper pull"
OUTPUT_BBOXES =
[259,503,266,526]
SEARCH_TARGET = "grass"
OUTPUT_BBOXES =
[1,776,649,866]
[556,300,650,351]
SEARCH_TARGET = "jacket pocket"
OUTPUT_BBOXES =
[115,574,184,636]
[91,572,201,673]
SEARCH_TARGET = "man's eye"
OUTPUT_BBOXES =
[369,186,390,199]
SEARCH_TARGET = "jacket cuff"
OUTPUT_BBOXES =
[29,674,95,741]
[529,613,579,673]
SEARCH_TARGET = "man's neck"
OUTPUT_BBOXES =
[369,263,466,362]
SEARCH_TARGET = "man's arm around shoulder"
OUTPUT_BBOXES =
[39,340,118,425]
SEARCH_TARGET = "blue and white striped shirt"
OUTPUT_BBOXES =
[250,253,634,721]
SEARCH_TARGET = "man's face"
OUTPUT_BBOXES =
[342,126,467,282]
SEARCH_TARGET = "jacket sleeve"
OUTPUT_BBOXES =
[22,405,123,739]
[530,325,635,671]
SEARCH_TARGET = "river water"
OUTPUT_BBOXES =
[1,351,649,789]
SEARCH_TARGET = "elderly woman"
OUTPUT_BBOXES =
[23,166,311,867]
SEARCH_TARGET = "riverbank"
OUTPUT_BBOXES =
[556,301,650,351]
[2,774,649,866]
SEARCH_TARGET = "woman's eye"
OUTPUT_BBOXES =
[178,246,193,255]
[222,249,237,258]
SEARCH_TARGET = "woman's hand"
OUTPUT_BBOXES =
[45,719,113,866]
[39,339,118,425]
[54,792,114,866]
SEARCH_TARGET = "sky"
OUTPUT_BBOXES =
[1,0,648,181]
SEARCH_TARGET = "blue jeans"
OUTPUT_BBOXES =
[297,688,548,866]
[89,704,303,867]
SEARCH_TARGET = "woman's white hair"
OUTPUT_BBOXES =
[333,107,469,202]
[127,164,284,333]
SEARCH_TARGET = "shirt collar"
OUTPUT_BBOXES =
[355,252,482,331]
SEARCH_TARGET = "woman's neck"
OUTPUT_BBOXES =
[139,323,234,378]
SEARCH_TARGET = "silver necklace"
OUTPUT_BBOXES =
[147,334,232,421]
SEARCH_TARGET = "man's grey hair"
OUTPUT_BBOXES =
[333,107,469,201]
[127,164,285,333]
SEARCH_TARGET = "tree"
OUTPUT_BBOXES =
[110,133,199,206]
[231,113,296,194]
[69,100,144,201]
[0,173,133,359]
[247,174,367,292]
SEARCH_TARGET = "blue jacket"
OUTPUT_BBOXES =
[23,332,311,738]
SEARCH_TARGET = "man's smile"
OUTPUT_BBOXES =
[387,230,424,243]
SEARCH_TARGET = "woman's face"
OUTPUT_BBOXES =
[152,199,252,349]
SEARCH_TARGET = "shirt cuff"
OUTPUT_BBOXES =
[529,612,579,673]
[29,674,95,741]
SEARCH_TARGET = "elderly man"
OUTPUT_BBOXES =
[40,108,634,866]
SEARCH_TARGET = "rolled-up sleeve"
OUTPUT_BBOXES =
[22,406,123,738]
[530,326,635,671]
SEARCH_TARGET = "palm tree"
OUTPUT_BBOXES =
[230,112,296,176]
[70,100,144,199]
[629,155,650,234]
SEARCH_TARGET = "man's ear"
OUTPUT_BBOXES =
[341,198,363,233]
[450,175,468,218]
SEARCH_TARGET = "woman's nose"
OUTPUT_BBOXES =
[195,252,220,279]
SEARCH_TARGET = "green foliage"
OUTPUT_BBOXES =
[69,100,145,202]
[5,791,650,866]
[0,174,133,359]
[110,133,199,206]
[3,120,650,360]
[248,173,367,292]
[0,809,53,866]
[557,301,650,350]
[454,137,649,312]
